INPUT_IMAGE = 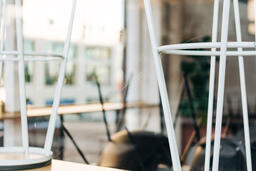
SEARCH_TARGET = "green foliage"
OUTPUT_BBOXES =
[25,65,31,83]
[180,37,211,118]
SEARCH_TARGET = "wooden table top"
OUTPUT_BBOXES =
[0,102,158,120]
[29,160,126,171]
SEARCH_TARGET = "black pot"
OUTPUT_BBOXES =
[190,138,246,171]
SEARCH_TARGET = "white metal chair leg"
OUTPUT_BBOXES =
[44,0,77,151]
[144,0,256,170]
[0,0,77,169]
[144,0,181,170]
[233,1,252,170]
[15,0,29,157]
[212,0,231,170]
[204,0,219,170]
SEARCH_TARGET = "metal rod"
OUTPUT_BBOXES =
[15,0,29,157]
[0,57,63,61]
[60,117,90,164]
[233,0,252,170]
[121,0,127,95]
[223,96,233,136]
[158,41,256,51]
[184,74,200,141]
[23,57,63,61]
[144,0,181,170]
[159,92,164,133]
[44,0,77,151]
[23,52,64,58]
[212,0,231,170]
[95,76,111,142]
[0,51,64,58]
[204,0,219,170]
[162,50,256,56]
[59,115,65,160]
[174,87,185,129]
[116,74,132,132]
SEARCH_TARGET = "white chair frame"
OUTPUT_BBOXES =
[0,0,77,169]
[144,0,255,170]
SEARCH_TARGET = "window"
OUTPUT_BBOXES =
[86,64,111,85]
[24,40,35,83]
[85,47,111,61]
[45,42,77,85]
[85,47,112,85]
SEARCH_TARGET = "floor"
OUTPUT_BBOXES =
[62,121,113,164]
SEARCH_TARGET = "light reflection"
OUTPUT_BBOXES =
[23,0,122,44]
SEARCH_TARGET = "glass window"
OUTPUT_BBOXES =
[85,64,111,85]
[85,46,112,85]
[24,40,35,83]
[85,47,111,61]
[45,42,77,85]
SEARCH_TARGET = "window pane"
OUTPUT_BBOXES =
[45,42,77,85]
[85,64,111,85]
[85,46,111,61]
[85,46,112,86]
[24,40,35,83]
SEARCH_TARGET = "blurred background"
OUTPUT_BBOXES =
[1,0,256,170]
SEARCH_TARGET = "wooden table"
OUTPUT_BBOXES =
[1,101,158,158]
[29,160,126,171]
[1,102,158,120]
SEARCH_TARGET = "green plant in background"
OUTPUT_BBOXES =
[25,65,31,83]
[64,72,75,85]
[180,36,211,119]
